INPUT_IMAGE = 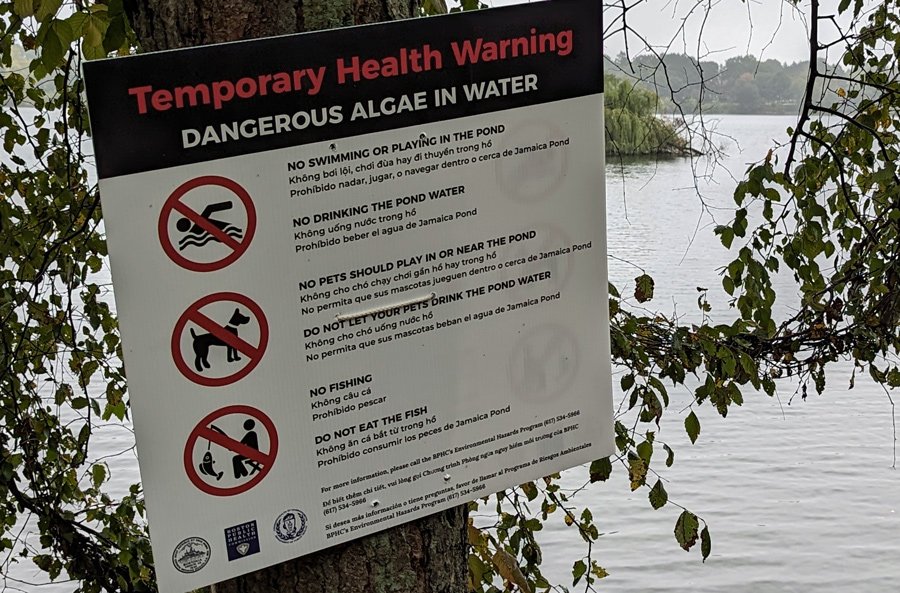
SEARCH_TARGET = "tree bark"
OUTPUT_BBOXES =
[215,507,467,593]
[123,1,468,591]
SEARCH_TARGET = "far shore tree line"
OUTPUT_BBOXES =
[604,52,847,157]
[607,52,845,115]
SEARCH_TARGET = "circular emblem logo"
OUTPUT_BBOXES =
[172,537,211,573]
[273,509,308,543]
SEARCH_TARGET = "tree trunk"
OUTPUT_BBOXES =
[214,507,467,593]
[123,1,468,591]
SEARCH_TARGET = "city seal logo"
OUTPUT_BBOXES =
[172,537,211,573]
[273,509,308,543]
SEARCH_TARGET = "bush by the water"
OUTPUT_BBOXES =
[604,75,693,157]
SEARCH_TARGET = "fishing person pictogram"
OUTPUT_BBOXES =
[197,421,261,481]
[185,405,278,496]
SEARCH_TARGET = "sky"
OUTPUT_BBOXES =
[485,0,814,64]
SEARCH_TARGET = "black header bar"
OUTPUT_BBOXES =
[84,0,602,179]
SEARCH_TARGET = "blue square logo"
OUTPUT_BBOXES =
[224,520,260,561]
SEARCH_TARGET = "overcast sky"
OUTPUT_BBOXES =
[487,0,814,64]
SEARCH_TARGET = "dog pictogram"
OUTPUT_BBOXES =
[190,308,252,372]
[172,292,269,387]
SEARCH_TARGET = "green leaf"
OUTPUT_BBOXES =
[649,479,668,509]
[718,226,735,249]
[103,15,127,53]
[84,15,104,49]
[520,481,538,501]
[422,0,449,15]
[50,18,75,46]
[13,0,34,17]
[674,510,700,551]
[636,440,653,465]
[54,384,73,406]
[701,526,712,561]
[723,275,735,295]
[468,554,487,586]
[663,443,675,467]
[648,376,669,406]
[36,0,63,20]
[634,273,655,303]
[685,410,701,444]
[66,12,88,32]
[589,457,612,482]
[91,464,106,488]
[572,559,587,586]
[41,27,64,70]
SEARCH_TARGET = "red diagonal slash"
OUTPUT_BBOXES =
[196,426,271,467]
[184,405,279,496]
[187,309,261,360]
[159,176,256,273]
[173,200,243,251]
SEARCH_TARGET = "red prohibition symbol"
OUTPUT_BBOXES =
[172,292,269,387]
[184,405,279,496]
[159,175,257,272]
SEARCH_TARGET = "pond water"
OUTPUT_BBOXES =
[534,114,900,593]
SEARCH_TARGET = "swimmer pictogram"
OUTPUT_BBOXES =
[159,176,256,272]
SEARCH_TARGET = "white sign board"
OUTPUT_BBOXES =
[83,0,611,590]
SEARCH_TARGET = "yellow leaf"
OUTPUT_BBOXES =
[837,87,846,98]
[491,549,532,593]
[467,522,487,550]
[628,456,647,490]
[591,562,610,579]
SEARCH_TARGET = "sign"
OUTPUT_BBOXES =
[184,405,279,496]
[171,292,269,387]
[83,0,611,590]
[158,176,257,272]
